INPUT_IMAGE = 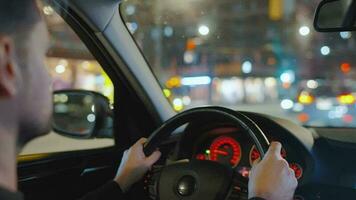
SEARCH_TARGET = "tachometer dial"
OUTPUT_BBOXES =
[289,163,303,180]
[210,136,242,167]
[249,145,287,165]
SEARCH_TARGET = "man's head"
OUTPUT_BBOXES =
[0,1,52,147]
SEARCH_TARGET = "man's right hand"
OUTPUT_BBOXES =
[248,142,298,200]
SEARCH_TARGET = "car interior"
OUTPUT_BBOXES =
[17,0,356,200]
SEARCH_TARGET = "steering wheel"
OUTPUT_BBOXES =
[143,106,270,200]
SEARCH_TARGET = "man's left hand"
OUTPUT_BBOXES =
[114,138,161,192]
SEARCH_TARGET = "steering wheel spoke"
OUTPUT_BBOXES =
[145,165,164,199]
[226,173,249,200]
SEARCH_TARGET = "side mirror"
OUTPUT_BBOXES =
[314,0,356,32]
[52,90,113,139]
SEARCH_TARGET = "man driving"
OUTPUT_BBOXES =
[0,1,297,200]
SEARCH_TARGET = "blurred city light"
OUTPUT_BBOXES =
[280,70,295,83]
[198,25,210,36]
[307,80,318,89]
[298,113,310,123]
[343,114,354,123]
[125,5,136,15]
[299,26,310,36]
[281,99,294,110]
[268,0,283,21]
[184,51,195,64]
[328,106,348,119]
[81,61,91,69]
[242,61,253,74]
[293,103,304,112]
[337,94,355,105]
[43,6,54,15]
[320,46,330,56]
[164,26,174,37]
[264,77,277,87]
[87,114,96,123]
[316,99,332,111]
[173,98,184,111]
[298,91,314,105]
[55,64,66,74]
[166,76,181,88]
[340,62,351,73]
[126,22,138,34]
[181,76,211,86]
[163,89,171,98]
[340,32,352,39]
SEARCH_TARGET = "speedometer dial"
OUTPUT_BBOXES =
[210,136,242,167]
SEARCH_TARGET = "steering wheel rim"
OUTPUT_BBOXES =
[143,106,270,200]
[144,106,270,157]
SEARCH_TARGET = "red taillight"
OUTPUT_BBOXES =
[343,115,353,123]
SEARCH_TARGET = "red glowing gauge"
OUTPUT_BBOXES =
[210,136,242,167]
[195,153,206,160]
[289,163,303,180]
[249,145,287,165]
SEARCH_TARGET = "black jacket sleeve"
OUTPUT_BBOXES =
[79,181,128,200]
[248,198,266,200]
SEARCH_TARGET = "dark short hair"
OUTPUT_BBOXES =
[0,1,42,66]
[0,0,41,36]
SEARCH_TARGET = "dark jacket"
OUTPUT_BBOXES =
[0,183,264,200]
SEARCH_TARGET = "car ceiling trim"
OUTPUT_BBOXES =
[59,0,119,32]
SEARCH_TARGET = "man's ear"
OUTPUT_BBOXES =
[0,36,18,98]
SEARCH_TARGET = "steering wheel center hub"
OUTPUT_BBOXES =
[177,175,196,196]
[156,160,232,200]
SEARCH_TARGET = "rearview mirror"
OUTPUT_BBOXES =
[52,90,113,139]
[314,0,356,32]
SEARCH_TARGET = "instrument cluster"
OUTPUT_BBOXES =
[193,128,304,180]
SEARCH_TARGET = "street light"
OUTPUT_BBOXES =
[242,61,252,74]
[340,32,352,39]
[320,46,330,56]
[299,26,310,36]
[198,25,210,36]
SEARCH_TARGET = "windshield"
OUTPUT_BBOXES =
[120,0,356,128]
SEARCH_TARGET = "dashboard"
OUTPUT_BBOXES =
[192,127,304,181]
[158,111,356,199]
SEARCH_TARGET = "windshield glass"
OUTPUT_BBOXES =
[120,0,356,128]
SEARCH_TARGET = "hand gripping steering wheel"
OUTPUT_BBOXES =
[143,106,270,200]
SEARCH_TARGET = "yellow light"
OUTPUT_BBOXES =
[163,89,171,98]
[173,98,184,111]
[269,0,283,21]
[338,94,355,105]
[298,92,314,105]
[166,76,181,89]
[173,104,184,111]
[102,70,114,103]
[205,150,210,154]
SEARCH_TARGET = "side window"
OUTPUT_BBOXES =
[20,4,115,155]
